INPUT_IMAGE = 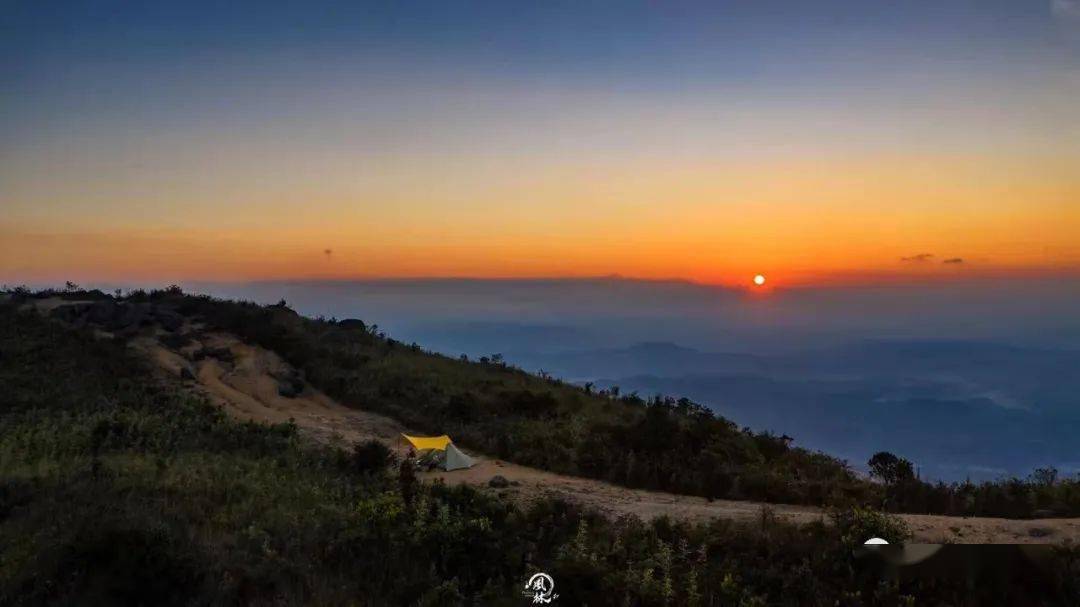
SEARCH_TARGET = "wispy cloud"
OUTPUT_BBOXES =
[900,253,935,263]
[1053,0,1080,26]
[942,258,964,264]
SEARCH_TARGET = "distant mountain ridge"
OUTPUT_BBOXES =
[508,341,767,381]
[552,340,1080,482]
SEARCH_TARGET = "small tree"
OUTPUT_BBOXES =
[1032,466,1058,486]
[398,458,417,508]
[868,451,915,485]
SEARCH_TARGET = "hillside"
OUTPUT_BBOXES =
[117,287,876,508]
[14,287,1080,520]
[13,289,1078,543]
[3,289,1080,605]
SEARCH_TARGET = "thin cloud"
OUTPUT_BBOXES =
[1053,0,1080,33]
[900,253,935,263]
[942,258,964,264]
[1053,0,1080,21]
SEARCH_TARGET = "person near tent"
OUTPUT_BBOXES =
[400,434,476,471]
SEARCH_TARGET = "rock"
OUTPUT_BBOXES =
[275,372,305,398]
[488,475,510,488]
[510,480,521,486]
[180,367,195,381]
[338,319,367,331]
[278,381,303,398]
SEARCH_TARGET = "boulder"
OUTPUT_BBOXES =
[488,475,510,488]
[275,372,305,398]
[278,378,304,398]
[338,319,367,331]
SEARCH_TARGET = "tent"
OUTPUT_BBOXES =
[402,434,451,451]
[400,433,475,471]
[443,443,475,471]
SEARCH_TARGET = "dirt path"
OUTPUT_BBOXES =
[30,298,1079,545]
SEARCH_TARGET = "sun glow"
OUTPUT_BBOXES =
[753,274,766,286]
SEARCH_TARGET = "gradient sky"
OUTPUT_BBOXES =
[2,1,1079,287]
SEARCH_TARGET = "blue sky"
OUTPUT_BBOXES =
[4,1,1073,84]
[2,1,1078,285]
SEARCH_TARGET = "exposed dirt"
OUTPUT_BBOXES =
[129,331,408,448]
[30,297,1080,544]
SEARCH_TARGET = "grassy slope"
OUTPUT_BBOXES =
[163,290,1080,520]
[3,298,1079,605]
[162,290,875,508]
[0,301,537,604]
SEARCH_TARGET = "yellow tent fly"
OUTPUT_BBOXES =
[401,434,452,451]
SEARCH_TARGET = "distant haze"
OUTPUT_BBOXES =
[173,277,1080,353]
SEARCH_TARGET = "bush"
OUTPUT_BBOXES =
[350,439,396,475]
[831,507,912,546]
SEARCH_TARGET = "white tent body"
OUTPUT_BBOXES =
[442,443,475,471]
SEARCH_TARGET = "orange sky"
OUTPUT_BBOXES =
[3,148,1078,288]
[3,7,1079,289]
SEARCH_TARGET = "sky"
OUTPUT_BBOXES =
[2,0,1079,288]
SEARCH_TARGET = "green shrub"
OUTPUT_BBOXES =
[831,507,912,546]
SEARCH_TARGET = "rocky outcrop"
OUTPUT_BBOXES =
[337,319,368,331]
[47,300,185,334]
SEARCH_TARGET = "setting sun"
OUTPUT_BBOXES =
[754,274,766,286]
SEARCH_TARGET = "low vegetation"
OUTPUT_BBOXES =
[5,292,1080,604]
